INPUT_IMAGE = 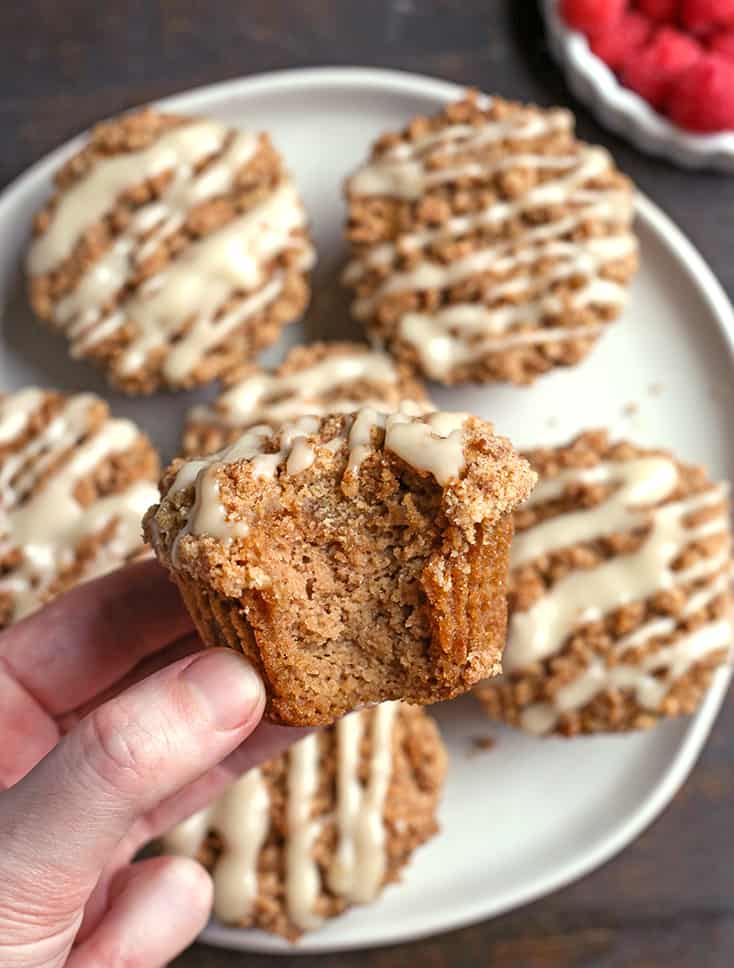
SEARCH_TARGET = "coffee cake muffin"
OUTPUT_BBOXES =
[476,431,733,736]
[27,108,314,394]
[0,387,159,625]
[343,92,638,385]
[183,340,431,457]
[161,702,446,940]
[144,407,535,725]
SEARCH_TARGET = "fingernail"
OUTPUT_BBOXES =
[180,650,264,731]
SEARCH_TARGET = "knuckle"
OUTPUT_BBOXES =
[81,701,158,797]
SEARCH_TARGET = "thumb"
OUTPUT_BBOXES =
[0,648,264,918]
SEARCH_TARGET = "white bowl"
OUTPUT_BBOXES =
[541,0,734,172]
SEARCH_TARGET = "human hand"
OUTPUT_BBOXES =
[0,559,303,967]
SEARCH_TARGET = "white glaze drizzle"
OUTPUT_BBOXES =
[162,768,270,923]
[189,349,412,432]
[285,734,324,931]
[86,182,310,381]
[161,704,400,931]
[0,391,157,620]
[351,222,633,319]
[346,407,387,475]
[510,456,679,569]
[349,107,574,199]
[0,388,46,445]
[327,701,399,902]
[30,119,313,382]
[345,407,467,485]
[385,410,467,486]
[346,104,636,380]
[57,128,259,338]
[506,463,729,672]
[344,189,630,285]
[501,455,732,732]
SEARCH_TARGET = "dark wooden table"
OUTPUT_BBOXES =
[4,2,733,965]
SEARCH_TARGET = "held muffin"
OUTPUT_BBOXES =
[475,431,733,736]
[0,387,159,625]
[144,407,535,725]
[27,108,314,394]
[182,340,431,457]
[343,92,638,385]
[160,702,446,940]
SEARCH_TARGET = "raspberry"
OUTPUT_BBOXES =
[680,0,734,33]
[667,52,734,129]
[620,27,702,106]
[638,0,680,21]
[561,0,627,34]
[590,12,653,67]
[709,27,734,58]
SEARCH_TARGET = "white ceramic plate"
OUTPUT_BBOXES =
[540,0,734,172]
[1,68,732,955]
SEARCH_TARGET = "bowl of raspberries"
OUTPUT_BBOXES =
[542,0,734,170]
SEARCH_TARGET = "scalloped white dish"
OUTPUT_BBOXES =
[0,68,732,955]
[541,0,734,172]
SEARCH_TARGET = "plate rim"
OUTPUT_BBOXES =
[3,65,732,955]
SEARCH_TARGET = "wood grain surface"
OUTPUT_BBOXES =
[4,2,733,965]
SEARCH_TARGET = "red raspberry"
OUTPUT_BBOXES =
[561,0,627,34]
[590,12,653,67]
[638,0,680,21]
[709,27,734,58]
[620,27,702,106]
[667,52,734,129]
[680,0,734,33]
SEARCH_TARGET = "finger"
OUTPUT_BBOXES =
[67,856,211,968]
[137,721,312,844]
[0,559,193,716]
[57,633,204,734]
[2,648,264,911]
[0,656,59,788]
[76,722,311,944]
[1,635,204,788]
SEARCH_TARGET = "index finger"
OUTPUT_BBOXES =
[0,558,194,716]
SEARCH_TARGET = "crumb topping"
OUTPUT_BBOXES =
[154,407,534,565]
